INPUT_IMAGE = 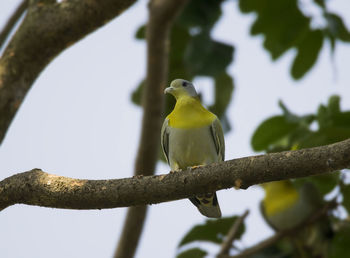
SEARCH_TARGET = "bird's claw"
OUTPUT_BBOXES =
[188,165,204,171]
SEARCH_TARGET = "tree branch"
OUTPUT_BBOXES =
[1,138,349,211]
[113,1,189,257]
[0,0,137,144]
[0,0,28,50]
[217,210,250,258]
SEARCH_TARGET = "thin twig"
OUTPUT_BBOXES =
[229,230,288,258]
[217,210,250,257]
[0,0,27,50]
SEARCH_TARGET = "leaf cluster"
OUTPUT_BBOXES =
[252,95,350,195]
[239,0,350,79]
[176,96,350,257]
[250,95,350,257]
[176,216,245,258]
[145,1,350,256]
[132,0,235,130]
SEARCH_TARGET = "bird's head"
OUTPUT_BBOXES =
[164,79,198,99]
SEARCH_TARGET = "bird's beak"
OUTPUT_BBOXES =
[164,87,174,94]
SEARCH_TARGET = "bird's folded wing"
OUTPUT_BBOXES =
[161,118,170,164]
[210,118,225,162]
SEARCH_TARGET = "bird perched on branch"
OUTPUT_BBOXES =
[261,180,321,230]
[261,180,333,257]
[161,79,225,218]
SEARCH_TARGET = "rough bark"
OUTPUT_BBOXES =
[0,0,28,49]
[1,138,349,211]
[0,0,137,144]
[114,1,189,257]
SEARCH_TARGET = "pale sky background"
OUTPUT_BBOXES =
[0,1,350,257]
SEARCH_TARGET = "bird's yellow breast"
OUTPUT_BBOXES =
[167,96,216,129]
[263,182,299,217]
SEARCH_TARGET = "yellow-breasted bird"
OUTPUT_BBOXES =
[161,79,225,218]
[261,180,333,256]
[261,180,322,230]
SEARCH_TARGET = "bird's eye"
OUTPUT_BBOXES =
[182,81,188,87]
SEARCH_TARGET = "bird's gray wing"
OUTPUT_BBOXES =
[260,201,278,231]
[300,182,323,210]
[161,118,170,165]
[210,118,225,162]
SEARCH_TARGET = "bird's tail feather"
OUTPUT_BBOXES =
[189,192,221,218]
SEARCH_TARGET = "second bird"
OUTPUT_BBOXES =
[161,79,225,218]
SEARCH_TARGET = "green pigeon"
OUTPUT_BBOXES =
[261,180,333,257]
[161,79,225,218]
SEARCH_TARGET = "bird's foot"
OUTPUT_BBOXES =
[188,165,204,171]
[170,169,181,173]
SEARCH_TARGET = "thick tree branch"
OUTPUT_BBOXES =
[1,138,350,211]
[0,0,28,50]
[113,1,189,258]
[0,0,137,144]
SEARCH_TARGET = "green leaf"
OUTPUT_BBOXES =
[315,95,341,129]
[291,29,323,79]
[328,95,341,115]
[311,173,339,195]
[341,184,350,214]
[287,127,313,147]
[323,127,350,143]
[251,116,298,151]
[313,0,325,8]
[238,0,334,79]
[240,0,310,60]
[299,127,350,148]
[295,173,339,196]
[177,248,207,258]
[209,72,234,120]
[135,25,146,40]
[332,112,350,128]
[131,80,144,106]
[184,32,234,77]
[325,13,350,42]
[208,72,235,133]
[279,100,315,127]
[253,96,350,152]
[330,225,350,258]
[169,25,192,81]
[177,0,223,30]
[317,104,331,129]
[239,0,265,13]
[297,131,325,149]
[178,216,244,247]
[278,100,299,123]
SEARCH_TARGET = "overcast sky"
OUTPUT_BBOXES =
[1,0,350,257]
